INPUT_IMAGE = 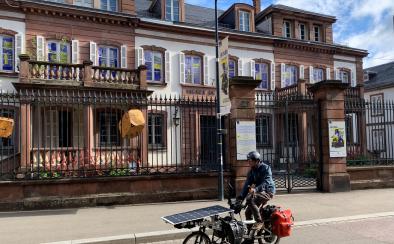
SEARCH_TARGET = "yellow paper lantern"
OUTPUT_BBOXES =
[119,109,145,138]
[0,117,14,138]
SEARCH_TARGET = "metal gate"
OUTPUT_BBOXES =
[256,89,320,192]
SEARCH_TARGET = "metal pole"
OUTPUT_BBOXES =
[215,0,224,201]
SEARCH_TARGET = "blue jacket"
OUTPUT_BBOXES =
[240,161,276,199]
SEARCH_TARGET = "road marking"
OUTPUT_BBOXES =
[295,211,394,227]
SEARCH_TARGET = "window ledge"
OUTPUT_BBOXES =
[147,82,168,87]
[255,88,271,91]
[148,146,167,151]
[0,72,18,78]
[181,83,215,89]
[257,145,273,149]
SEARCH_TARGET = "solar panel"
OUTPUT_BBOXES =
[162,205,233,225]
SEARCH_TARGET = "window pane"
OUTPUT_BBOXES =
[98,47,107,67]
[2,37,14,71]
[153,52,162,82]
[59,43,69,63]
[165,0,172,21]
[48,42,58,62]
[100,0,108,10]
[192,56,201,84]
[314,68,324,82]
[145,51,153,81]
[185,56,192,83]
[229,60,235,78]
[109,48,118,67]
[173,0,179,21]
[109,0,117,11]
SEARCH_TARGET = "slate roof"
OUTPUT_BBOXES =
[135,0,224,27]
[268,4,336,21]
[364,61,394,91]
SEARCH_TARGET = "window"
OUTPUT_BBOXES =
[284,114,298,145]
[43,110,72,148]
[0,35,14,72]
[46,0,65,3]
[284,65,298,87]
[283,21,291,38]
[313,68,324,82]
[47,41,70,63]
[148,113,164,147]
[340,70,350,83]
[98,111,120,146]
[98,46,118,68]
[165,0,179,21]
[256,114,271,147]
[255,62,269,89]
[100,0,117,11]
[299,23,307,40]
[229,59,237,78]
[185,55,202,84]
[145,50,163,83]
[314,25,321,41]
[74,0,93,7]
[239,11,250,32]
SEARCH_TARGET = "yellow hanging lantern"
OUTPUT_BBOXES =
[119,109,145,138]
[0,117,14,138]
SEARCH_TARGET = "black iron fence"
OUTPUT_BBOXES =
[255,91,319,192]
[0,88,218,180]
[345,98,394,166]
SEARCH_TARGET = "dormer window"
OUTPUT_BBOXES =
[299,23,307,40]
[283,20,292,38]
[165,0,180,22]
[239,11,250,32]
[100,0,117,11]
[314,25,321,42]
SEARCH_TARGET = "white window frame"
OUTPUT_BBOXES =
[340,70,350,84]
[283,21,291,38]
[314,25,321,42]
[98,46,119,68]
[47,40,71,63]
[144,50,164,83]
[255,62,270,90]
[185,55,202,85]
[229,59,237,78]
[165,0,180,21]
[299,23,306,40]
[283,64,298,87]
[239,11,251,32]
[100,0,117,11]
[0,35,14,72]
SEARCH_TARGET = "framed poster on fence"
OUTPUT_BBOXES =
[371,128,386,152]
[236,120,256,160]
[328,120,347,157]
[370,93,384,117]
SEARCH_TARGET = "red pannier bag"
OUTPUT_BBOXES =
[271,208,294,237]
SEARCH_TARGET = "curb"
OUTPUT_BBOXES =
[42,212,394,244]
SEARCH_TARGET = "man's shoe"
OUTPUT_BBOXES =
[252,222,264,230]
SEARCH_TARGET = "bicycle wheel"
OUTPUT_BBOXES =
[183,231,211,244]
[257,230,280,244]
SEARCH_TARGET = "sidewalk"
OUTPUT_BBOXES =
[0,188,394,244]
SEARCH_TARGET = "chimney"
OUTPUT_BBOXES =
[253,0,261,14]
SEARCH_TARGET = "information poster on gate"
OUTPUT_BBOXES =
[236,120,256,160]
[328,120,347,157]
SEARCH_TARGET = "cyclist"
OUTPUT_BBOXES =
[238,151,276,230]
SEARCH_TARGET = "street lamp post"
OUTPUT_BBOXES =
[215,0,224,201]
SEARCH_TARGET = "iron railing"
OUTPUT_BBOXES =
[345,98,394,166]
[0,89,218,180]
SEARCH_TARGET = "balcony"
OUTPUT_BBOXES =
[19,55,147,90]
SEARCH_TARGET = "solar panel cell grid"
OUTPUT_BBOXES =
[162,205,233,225]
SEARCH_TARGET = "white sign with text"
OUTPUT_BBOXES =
[236,120,256,160]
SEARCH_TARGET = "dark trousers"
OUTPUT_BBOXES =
[245,192,272,222]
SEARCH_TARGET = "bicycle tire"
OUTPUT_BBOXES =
[183,231,211,244]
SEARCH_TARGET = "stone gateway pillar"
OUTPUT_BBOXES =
[228,77,261,195]
[309,80,350,192]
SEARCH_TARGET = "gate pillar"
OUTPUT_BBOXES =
[228,77,260,195]
[310,80,350,192]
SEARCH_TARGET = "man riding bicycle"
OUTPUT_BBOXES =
[238,151,276,231]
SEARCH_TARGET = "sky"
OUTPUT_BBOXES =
[185,0,394,68]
